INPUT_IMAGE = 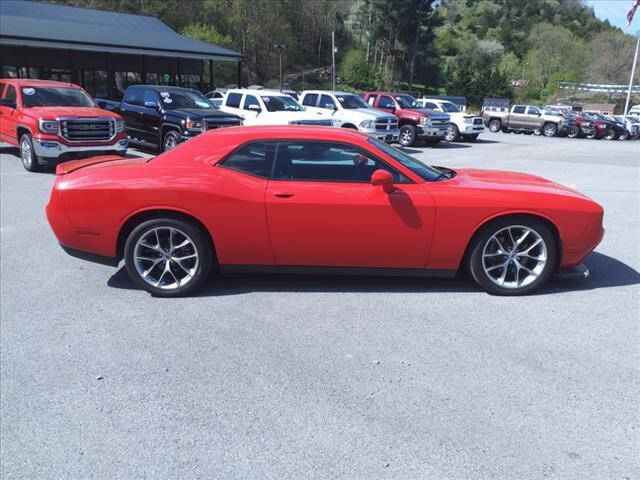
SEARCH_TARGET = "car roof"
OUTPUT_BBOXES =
[302,90,355,96]
[226,89,288,96]
[129,85,198,92]
[1,78,81,88]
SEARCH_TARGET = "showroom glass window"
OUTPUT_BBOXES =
[272,141,409,183]
[220,142,276,178]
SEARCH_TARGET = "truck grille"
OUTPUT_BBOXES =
[375,118,398,130]
[430,118,449,127]
[473,118,483,125]
[60,118,114,142]
[290,119,333,126]
[204,118,242,130]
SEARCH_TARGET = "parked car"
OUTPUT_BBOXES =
[299,90,399,143]
[97,85,242,152]
[616,115,640,139]
[419,98,484,142]
[363,92,450,147]
[46,126,603,297]
[0,78,128,172]
[482,104,577,137]
[566,111,596,138]
[205,89,226,100]
[581,112,626,140]
[219,89,335,127]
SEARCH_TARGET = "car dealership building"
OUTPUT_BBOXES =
[0,0,243,99]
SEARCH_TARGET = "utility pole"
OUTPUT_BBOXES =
[331,31,336,91]
[274,44,285,91]
[623,33,639,121]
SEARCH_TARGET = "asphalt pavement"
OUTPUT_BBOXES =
[1,132,639,479]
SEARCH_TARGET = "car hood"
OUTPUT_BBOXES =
[403,108,450,121]
[170,108,240,120]
[450,168,591,200]
[351,108,396,120]
[27,106,121,120]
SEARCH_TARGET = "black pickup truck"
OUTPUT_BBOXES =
[97,85,242,151]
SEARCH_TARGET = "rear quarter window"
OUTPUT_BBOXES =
[220,142,276,178]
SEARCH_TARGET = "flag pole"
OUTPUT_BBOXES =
[623,32,640,121]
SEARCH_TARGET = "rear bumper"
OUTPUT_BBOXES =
[33,137,128,161]
[417,125,449,138]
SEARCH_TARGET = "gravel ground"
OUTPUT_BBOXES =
[1,132,639,480]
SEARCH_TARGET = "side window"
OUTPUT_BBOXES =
[512,105,526,114]
[225,92,242,108]
[366,94,377,106]
[220,142,275,178]
[143,89,159,106]
[123,87,144,106]
[3,85,17,102]
[301,93,318,107]
[527,106,540,115]
[424,102,438,109]
[272,141,410,183]
[319,94,336,110]
[243,95,260,111]
[378,96,395,109]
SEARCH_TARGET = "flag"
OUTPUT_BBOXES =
[627,0,640,26]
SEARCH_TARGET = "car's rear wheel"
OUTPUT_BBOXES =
[445,124,460,142]
[468,217,557,296]
[488,119,501,132]
[124,218,213,297]
[20,134,41,172]
[398,124,416,147]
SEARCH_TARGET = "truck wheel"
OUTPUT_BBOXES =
[488,119,501,132]
[586,132,598,139]
[398,125,416,147]
[533,129,542,136]
[542,123,557,137]
[463,134,479,142]
[604,129,619,140]
[567,127,579,138]
[162,130,180,152]
[19,134,41,172]
[445,125,460,142]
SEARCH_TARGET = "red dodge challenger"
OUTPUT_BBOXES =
[46,126,604,297]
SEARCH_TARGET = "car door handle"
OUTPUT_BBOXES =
[270,191,295,198]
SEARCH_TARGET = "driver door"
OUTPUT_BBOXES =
[265,141,436,268]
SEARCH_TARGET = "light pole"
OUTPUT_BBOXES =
[274,44,285,91]
[521,62,528,84]
[331,31,336,91]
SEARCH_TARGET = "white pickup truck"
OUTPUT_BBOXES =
[299,90,399,143]
[219,89,335,127]
[419,98,484,142]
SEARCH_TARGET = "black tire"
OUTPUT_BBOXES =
[467,216,557,296]
[488,119,501,132]
[586,132,598,139]
[463,134,479,142]
[398,124,417,147]
[162,130,181,152]
[604,129,619,140]
[124,217,213,297]
[542,123,557,137]
[19,134,41,172]
[567,127,579,138]
[341,124,358,130]
[445,124,460,142]
[533,128,542,136]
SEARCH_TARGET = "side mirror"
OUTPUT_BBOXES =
[0,98,17,109]
[371,169,395,193]
[144,101,158,109]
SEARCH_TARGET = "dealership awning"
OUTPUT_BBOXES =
[0,0,242,62]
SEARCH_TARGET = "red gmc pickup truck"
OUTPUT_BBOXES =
[0,79,128,172]
[363,92,450,147]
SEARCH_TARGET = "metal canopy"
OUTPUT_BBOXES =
[0,0,242,62]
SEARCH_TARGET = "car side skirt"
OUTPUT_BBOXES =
[219,264,457,278]
[60,244,119,267]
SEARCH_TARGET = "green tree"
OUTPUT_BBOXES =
[340,49,372,90]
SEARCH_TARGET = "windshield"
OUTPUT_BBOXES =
[394,95,422,109]
[260,95,304,112]
[160,90,212,110]
[368,138,443,181]
[336,94,369,109]
[440,102,460,113]
[20,87,95,108]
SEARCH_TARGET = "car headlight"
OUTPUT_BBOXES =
[185,117,203,131]
[359,119,375,129]
[419,116,429,125]
[115,119,125,133]
[463,117,473,124]
[39,119,58,133]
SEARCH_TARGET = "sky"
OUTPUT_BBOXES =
[584,0,639,31]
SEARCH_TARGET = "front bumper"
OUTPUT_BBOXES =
[558,124,577,135]
[33,137,128,161]
[417,125,449,138]
[579,126,595,135]
[462,124,484,135]
[361,127,400,143]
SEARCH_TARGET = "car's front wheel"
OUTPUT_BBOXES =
[468,217,557,295]
[445,124,459,142]
[488,119,501,132]
[604,129,620,140]
[20,134,41,172]
[567,127,579,138]
[542,123,557,137]
[124,217,213,297]
[398,125,416,147]
[162,130,181,152]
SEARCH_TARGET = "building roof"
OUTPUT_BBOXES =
[0,0,242,61]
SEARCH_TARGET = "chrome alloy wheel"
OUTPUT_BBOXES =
[133,227,199,290]
[21,137,33,169]
[482,225,548,289]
